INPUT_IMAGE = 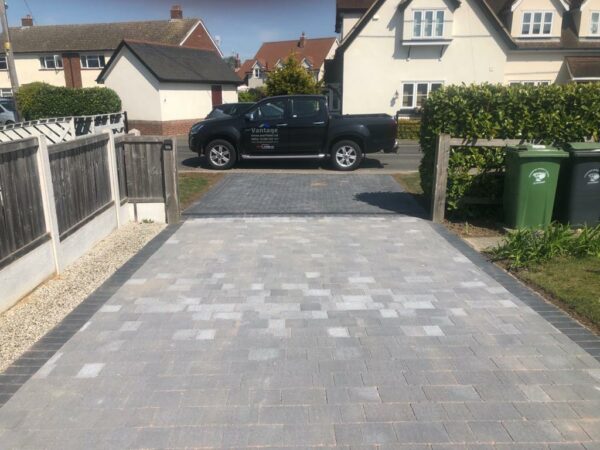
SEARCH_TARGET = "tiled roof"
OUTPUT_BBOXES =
[238,36,337,77]
[8,18,215,53]
[98,41,241,85]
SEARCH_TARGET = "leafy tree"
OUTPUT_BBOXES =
[265,54,323,96]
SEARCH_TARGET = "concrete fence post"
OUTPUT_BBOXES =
[35,134,64,274]
[104,131,123,228]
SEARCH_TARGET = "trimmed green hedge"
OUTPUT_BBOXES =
[397,119,420,140]
[419,83,600,217]
[16,82,122,121]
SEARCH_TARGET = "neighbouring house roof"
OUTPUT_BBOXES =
[337,0,600,54]
[97,40,241,85]
[236,36,337,80]
[566,56,600,79]
[8,18,220,54]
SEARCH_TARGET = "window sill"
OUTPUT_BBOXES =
[39,68,64,71]
[402,39,452,46]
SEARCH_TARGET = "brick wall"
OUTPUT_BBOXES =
[128,119,198,136]
[181,21,220,53]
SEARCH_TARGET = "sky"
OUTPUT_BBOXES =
[6,0,337,60]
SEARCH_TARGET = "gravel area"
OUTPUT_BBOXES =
[0,222,164,372]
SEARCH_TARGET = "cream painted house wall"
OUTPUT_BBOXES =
[102,48,161,122]
[504,52,565,83]
[342,0,509,114]
[576,0,600,38]
[510,0,565,38]
[80,52,113,87]
[341,14,363,39]
[159,84,238,121]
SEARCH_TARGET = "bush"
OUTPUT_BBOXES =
[397,119,420,140]
[419,83,600,217]
[489,223,600,269]
[238,87,267,103]
[16,83,121,121]
[265,54,323,96]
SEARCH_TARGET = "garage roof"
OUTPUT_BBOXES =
[98,40,241,85]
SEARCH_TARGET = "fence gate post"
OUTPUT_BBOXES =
[162,138,180,224]
[35,135,64,274]
[431,133,451,224]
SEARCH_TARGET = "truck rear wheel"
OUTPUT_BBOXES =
[331,140,362,171]
[205,139,237,170]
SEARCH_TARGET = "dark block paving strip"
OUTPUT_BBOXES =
[432,223,600,362]
[184,173,426,217]
[0,223,183,407]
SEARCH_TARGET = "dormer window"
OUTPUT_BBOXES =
[521,12,553,36]
[413,10,445,39]
[591,12,600,35]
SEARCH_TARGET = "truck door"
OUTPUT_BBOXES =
[241,99,290,155]
[287,98,328,154]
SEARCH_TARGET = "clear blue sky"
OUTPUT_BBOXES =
[6,0,337,60]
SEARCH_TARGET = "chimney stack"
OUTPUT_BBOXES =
[170,5,183,20]
[235,53,241,70]
[21,15,33,27]
[298,32,306,48]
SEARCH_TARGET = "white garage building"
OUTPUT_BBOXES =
[98,40,241,135]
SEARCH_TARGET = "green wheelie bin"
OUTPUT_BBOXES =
[503,144,568,229]
[555,142,600,227]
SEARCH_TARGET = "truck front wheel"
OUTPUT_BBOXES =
[205,140,237,170]
[331,140,362,171]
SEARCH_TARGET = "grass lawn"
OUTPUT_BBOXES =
[178,172,223,210]
[516,257,600,331]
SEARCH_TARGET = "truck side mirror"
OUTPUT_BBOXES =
[245,112,254,122]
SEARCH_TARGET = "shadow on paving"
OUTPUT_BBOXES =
[183,173,427,218]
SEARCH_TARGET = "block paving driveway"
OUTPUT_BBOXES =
[1,174,600,449]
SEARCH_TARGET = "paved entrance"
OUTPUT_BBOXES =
[1,175,600,448]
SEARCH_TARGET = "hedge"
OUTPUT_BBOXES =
[16,82,122,121]
[419,83,600,217]
[397,119,420,140]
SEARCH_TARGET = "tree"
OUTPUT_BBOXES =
[265,54,323,97]
[238,87,267,103]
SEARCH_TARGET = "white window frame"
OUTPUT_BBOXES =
[509,80,551,86]
[40,55,63,70]
[252,66,261,78]
[521,11,553,36]
[0,88,13,97]
[80,54,106,69]
[591,11,600,35]
[401,81,443,109]
[0,56,7,71]
[412,9,445,39]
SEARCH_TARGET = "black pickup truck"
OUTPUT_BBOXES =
[188,95,398,171]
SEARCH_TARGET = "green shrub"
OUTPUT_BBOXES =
[419,83,600,217]
[265,54,323,96]
[397,119,420,140]
[238,87,266,103]
[16,83,121,121]
[490,223,600,269]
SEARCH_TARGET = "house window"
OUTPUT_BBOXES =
[521,12,553,36]
[80,54,106,69]
[591,12,600,35]
[413,10,445,38]
[40,55,63,69]
[253,67,261,78]
[402,82,442,108]
[0,88,13,97]
[0,56,6,71]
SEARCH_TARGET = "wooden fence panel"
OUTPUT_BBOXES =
[0,138,48,267]
[49,134,112,239]
[117,137,165,202]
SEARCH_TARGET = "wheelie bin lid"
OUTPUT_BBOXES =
[563,142,600,157]
[506,144,568,158]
